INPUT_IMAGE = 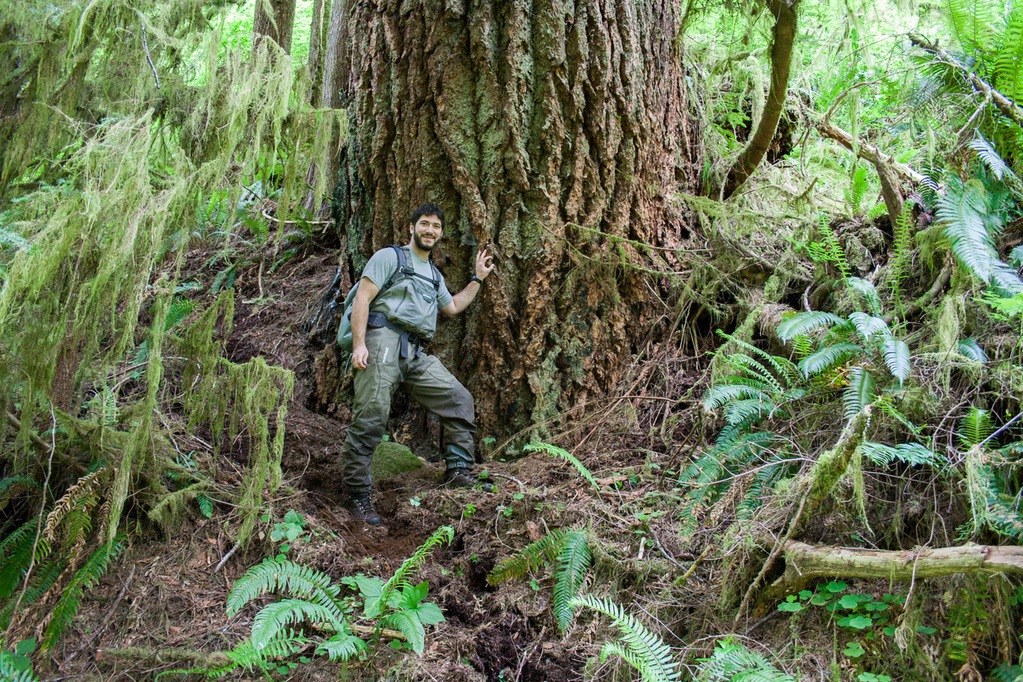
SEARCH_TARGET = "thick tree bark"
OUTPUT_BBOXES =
[719,0,798,199]
[253,0,297,54]
[326,0,699,438]
[765,541,1023,600]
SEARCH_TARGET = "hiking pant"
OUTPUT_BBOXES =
[342,326,476,493]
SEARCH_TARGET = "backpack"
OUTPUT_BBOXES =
[336,245,440,351]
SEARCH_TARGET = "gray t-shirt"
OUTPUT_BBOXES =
[361,246,452,339]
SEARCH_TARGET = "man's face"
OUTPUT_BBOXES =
[410,214,443,251]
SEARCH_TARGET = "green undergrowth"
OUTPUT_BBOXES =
[0,0,338,658]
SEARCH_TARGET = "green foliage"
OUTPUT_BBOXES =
[571,594,681,682]
[696,638,794,681]
[957,408,995,448]
[488,528,591,633]
[859,441,943,466]
[937,176,1023,297]
[0,639,39,682]
[219,525,453,675]
[42,537,125,649]
[523,442,599,491]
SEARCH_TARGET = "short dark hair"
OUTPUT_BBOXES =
[409,203,444,227]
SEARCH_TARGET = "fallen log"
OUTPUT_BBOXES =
[765,540,1023,600]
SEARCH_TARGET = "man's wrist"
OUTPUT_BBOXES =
[470,274,485,285]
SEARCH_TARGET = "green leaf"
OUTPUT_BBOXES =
[837,594,866,610]
[777,602,802,613]
[414,601,445,626]
[842,641,865,658]
[824,581,848,593]
[916,625,937,635]
[838,615,873,630]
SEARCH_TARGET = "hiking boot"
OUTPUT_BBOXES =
[345,493,383,526]
[443,468,496,492]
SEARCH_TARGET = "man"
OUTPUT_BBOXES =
[342,204,495,526]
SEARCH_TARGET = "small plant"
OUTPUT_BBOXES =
[168,525,455,678]
[572,594,681,682]
[488,528,592,632]
[269,509,308,555]
[696,638,794,681]
[0,638,39,682]
[523,442,600,491]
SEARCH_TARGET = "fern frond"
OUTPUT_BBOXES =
[881,337,911,383]
[382,609,426,654]
[946,0,1000,58]
[957,338,988,362]
[958,407,995,448]
[860,441,943,466]
[488,529,569,585]
[969,133,1016,181]
[848,312,891,342]
[938,177,1023,295]
[250,599,345,652]
[571,595,681,682]
[43,470,103,543]
[777,311,844,343]
[317,629,367,661]
[991,663,1023,682]
[0,655,39,682]
[523,442,599,490]
[701,381,773,411]
[0,560,61,630]
[721,354,784,393]
[843,366,876,419]
[723,398,778,428]
[797,342,863,377]
[0,518,39,599]
[847,277,883,316]
[552,531,591,632]
[994,5,1023,104]
[715,331,800,382]
[696,638,795,681]
[376,525,454,616]
[227,557,340,617]
[42,537,125,649]
[0,476,39,500]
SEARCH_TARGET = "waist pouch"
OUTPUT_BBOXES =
[367,311,424,359]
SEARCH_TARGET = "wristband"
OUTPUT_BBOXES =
[470,274,485,285]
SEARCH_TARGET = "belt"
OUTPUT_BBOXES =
[367,312,423,359]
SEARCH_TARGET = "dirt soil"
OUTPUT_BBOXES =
[47,245,715,681]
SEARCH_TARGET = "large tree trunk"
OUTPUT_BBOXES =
[253,0,297,54]
[326,0,700,439]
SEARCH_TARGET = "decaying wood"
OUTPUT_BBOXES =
[766,541,1023,599]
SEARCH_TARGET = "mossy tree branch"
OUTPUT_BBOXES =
[720,0,800,199]
[765,541,1023,600]
[910,32,1023,131]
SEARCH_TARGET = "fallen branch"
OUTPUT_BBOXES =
[97,646,232,668]
[909,33,1023,131]
[765,541,1023,600]
[812,116,925,185]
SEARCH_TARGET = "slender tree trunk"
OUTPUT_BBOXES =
[326,0,700,438]
[719,0,798,199]
[253,0,297,54]
[319,0,348,109]
[308,0,327,105]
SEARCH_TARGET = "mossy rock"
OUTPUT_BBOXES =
[372,441,424,480]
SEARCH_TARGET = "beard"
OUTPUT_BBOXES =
[413,232,437,251]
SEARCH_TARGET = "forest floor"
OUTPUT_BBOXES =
[46,242,740,681]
